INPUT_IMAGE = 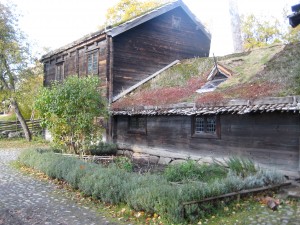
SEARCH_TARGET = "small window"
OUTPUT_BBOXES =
[128,116,147,134]
[193,115,220,138]
[55,63,64,81]
[87,51,98,75]
[172,16,181,29]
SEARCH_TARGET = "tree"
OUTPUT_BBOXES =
[15,61,44,119]
[228,0,243,53]
[282,7,300,44]
[35,76,107,154]
[241,14,282,50]
[0,61,43,120]
[105,0,168,26]
[283,25,300,43]
[0,2,33,140]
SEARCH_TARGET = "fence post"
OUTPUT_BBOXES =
[15,118,18,132]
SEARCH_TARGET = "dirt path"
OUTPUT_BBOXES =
[0,149,119,225]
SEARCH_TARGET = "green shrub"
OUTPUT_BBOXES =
[89,142,117,155]
[92,167,130,204]
[64,162,96,189]
[225,156,257,177]
[35,76,107,154]
[164,160,227,182]
[78,169,102,197]
[113,156,133,172]
[125,174,169,212]
[78,175,94,197]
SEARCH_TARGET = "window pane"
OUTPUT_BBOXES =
[92,52,98,74]
[138,117,146,129]
[56,64,64,81]
[172,16,181,29]
[87,52,98,75]
[195,117,205,134]
[207,116,216,133]
[130,117,138,129]
[87,55,93,74]
[129,116,146,133]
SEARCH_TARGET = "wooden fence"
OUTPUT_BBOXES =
[0,120,42,133]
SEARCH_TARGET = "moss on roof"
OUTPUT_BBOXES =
[112,42,300,109]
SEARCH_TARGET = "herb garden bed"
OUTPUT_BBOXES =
[18,148,287,224]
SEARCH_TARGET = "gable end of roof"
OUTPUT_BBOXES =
[106,0,211,39]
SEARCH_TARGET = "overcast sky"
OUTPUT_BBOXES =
[3,0,298,57]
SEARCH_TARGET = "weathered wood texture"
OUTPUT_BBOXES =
[0,120,42,133]
[112,7,210,96]
[113,112,300,173]
[43,38,107,89]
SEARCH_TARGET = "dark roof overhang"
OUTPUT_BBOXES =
[112,96,300,116]
[288,3,300,28]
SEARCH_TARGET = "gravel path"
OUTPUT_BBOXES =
[0,149,118,225]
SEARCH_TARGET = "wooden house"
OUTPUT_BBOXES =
[112,43,300,176]
[41,0,211,103]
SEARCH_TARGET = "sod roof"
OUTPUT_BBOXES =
[112,42,300,113]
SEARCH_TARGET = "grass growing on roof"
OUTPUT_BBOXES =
[112,58,213,108]
[113,42,300,109]
[218,44,285,89]
[150,58,213,88]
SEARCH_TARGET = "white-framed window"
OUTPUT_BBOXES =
[193,115,220,138]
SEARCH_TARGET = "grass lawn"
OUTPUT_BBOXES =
[197,197,300,225]
[0,138,50,149]
[0,113,17,121]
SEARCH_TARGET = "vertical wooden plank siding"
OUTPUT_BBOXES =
[109,36,114,104]
[106,35,114,142]
[76,49,79,76]
[42,35,107,86]
[299,137,300,171]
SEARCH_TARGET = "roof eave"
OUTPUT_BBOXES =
[178,1,211,40]
[40,29,106,61]
[112,96,300,115]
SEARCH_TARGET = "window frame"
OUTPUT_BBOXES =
[86,50,99,75]
[172,15,181,30]
[128,116,147,135]
[192,115,220,139]
[55,62,64,81]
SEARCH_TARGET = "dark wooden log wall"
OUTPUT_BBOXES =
[114,112,300,174]
[112,7,211,96]
[43,38,107,88]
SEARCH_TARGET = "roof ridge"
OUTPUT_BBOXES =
[41,0,211,60]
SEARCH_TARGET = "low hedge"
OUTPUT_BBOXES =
[88,142,117,155]
[18,149,285,223]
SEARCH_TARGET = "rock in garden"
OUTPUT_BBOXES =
[260,196,280,211]
[8,132,21,138]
